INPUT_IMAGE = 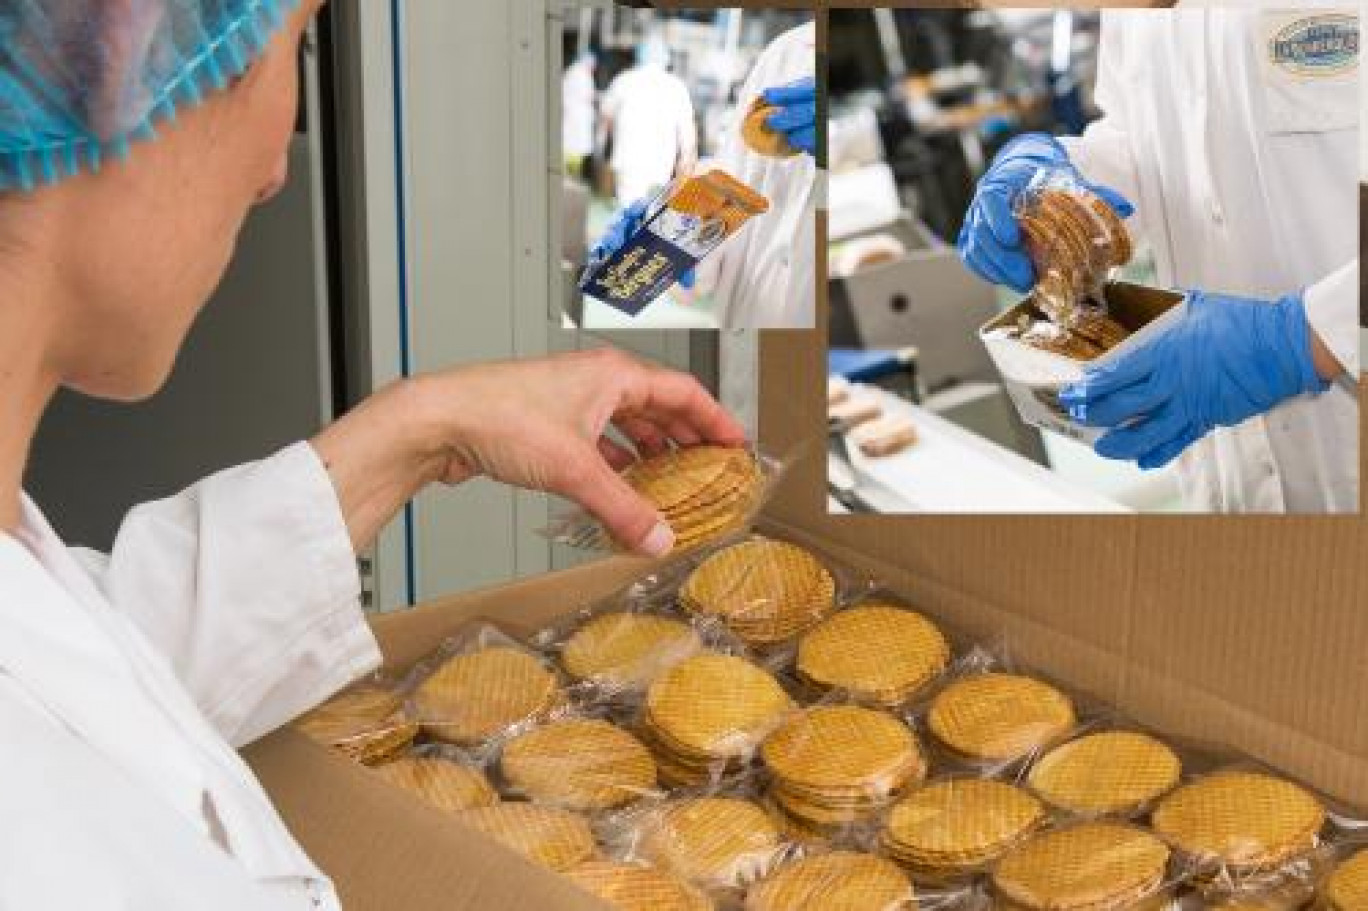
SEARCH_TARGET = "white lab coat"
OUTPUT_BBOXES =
[701,22,819,331]
[1063,5,1361,513]
[562,58,596,159]
[0,442,380,909]
[601,64,697,205]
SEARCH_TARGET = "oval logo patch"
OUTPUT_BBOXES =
[1269,14,1359,77]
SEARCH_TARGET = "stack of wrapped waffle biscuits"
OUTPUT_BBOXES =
[679,536,837,647]
[293,474,1357,910]
[624,446,765,554]
[1012,178,1135,361]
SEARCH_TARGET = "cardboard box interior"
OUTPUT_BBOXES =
[242,193,1367,911]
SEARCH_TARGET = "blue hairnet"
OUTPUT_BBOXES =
[0,0,298,192]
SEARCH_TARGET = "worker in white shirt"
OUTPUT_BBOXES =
[959,5,1359,513]
[599,35,698,205]
[0,0,745,907]
[562,51,597,180]
[589,21,818,329]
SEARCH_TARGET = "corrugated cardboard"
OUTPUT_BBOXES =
[239,196,1366,911]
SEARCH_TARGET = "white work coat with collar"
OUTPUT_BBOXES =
[0,442,380,909]
[701,21,819,330]
[1062,4,1360,513]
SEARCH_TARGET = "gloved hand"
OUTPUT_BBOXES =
[1058,291,1329,469]
[956,133,1134,292]
[761,76,816,156]
[587,198,695,289]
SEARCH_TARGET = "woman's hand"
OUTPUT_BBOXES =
[311,349,746,557]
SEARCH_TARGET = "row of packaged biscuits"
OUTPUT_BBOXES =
[294,524,1368,911]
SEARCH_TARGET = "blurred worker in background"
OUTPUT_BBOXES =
[562,51,597,180]
[0,0,745,905]
[599,34,698,205]
[958,6,1359,513]
[590,21,817,329]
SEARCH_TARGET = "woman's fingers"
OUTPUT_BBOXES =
[615,362,747,446]
[552,446,674,557]
[597,435,638,471]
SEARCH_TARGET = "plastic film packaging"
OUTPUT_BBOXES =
[579,169,770,316]
[564,859,717,911]
[292,676,419,766]
[791,593,952,711]
[1012,169,1134,332]
[675,534,848,652]
[1318,838,1368,910]
[989,820,1182,911]
[402,622,569,752]
[1019,722,1184,820]
[638,651,798,790]
[601,781,799,903]
[879,775,1048,887]
[742,849,920,910]
[919,649,1080,776]
[494,713,665,813]
[544,445,785,556]
[366,743,500,815]
[759,699,928,837]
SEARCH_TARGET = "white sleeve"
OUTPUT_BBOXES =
[1303,258,1361,378]
[68,442,381,748]
[1058,12,1142,208]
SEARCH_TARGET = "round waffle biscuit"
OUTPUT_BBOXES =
[566,860,714,911]
[882,779,1046,875]
[927,673,1076,763]
[500,719,657,811]
[796,603,949,706]
[637,797,785,890]
[680,538,836,646]
[992,822,1170,911]
[1152,772,1325,871]
[741,99,799,159]
[561,613,702,688]
[411,646,560,745]
[458,803,597,872]
[745,852,916,911]
[295,687,419,765]
[762,705,923,795]
[1028,731,1181,816]
[1083,193,1133,266]
[1070,312,1130,353]
[1326,849,1368,910]
[645,654,794,761]
[626,446,749,512]
[371,757,498,813]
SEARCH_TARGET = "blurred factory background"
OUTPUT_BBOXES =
[561,5,812,329]
[826,8,1177,515]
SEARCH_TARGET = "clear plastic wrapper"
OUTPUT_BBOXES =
[672,533,854,653]
[741,848,970,910]
[401,622,570,753]
[1012,168,1133,331]
[759,698,927,838]
[1315,833,1368,910]
[601,778,799,905]
[637,650,799,791]
[564,858,717,911]
[1017,721,1184,821]
[292,673,419,766]
[493,712,665,813]
[879,774,1048,888]
[988,819,1183,910]
[789,592,953,711]
[543,445,785,556]
[366,743,500,815]
[917,648,1081,777]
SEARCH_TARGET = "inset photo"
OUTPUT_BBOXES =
[827,7,1360,515]
[561,6,817,330]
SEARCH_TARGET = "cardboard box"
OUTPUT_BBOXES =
[980,281,1186,443]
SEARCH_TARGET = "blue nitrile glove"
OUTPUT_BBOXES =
[761,77,816,157]
[587,198,695,289]
[1058,291,1329,470]
[956,133,1134,293]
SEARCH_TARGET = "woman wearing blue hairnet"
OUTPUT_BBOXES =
[0,1,743,905]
